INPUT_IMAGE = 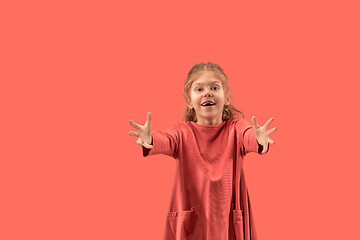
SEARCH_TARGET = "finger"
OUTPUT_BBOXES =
[129,131,139,137]
[267,137,275,144]
[263,117,274,130]
[267,127,277,135]
[129,119,141,130]
[252,116,260,129]
[262,144,268,154]
[142,141,153,149]
[145,112,152,127]
[135,138,153,149]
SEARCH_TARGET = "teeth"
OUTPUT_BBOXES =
[202,102,215,106]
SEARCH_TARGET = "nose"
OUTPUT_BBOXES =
[203,89,213,98]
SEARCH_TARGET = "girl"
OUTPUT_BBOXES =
[128,62,277,240]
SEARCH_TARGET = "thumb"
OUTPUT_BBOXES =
[261,143,269,154]
[142,141,153,149]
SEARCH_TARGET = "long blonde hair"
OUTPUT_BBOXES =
[182,62,244,122]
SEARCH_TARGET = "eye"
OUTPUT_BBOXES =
[195,88,203,92]
[212,86,220,90]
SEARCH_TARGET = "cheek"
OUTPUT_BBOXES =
[191,94,200,102]
[216,94,225,102]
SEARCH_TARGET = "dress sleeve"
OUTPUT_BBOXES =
[237,118,269,155]
[141,123,180,159]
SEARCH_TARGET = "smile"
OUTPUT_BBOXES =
[201,101,215,107]
[201,103,216,108]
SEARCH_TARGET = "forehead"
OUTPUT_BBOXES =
[191,71,224,85]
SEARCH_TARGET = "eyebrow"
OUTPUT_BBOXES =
[193,80,222,87]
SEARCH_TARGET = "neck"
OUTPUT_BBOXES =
[196,118,223,125]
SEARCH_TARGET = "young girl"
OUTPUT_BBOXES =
[129,62,277,240]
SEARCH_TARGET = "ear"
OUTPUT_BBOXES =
[186,97,193,109]
[224,95,230,106]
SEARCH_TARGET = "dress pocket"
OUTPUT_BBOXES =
[166,205,202,240]
[233,209,245,240]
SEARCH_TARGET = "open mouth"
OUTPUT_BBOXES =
[201,102,215,107]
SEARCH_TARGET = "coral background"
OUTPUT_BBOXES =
[1,0,359,239]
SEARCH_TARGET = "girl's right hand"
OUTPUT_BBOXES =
[129,112,153,149]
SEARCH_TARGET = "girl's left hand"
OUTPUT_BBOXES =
[252,116,277,154]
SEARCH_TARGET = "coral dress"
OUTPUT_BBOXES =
[142,118,267,240]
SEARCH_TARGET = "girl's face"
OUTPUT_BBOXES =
[188,71,230,125]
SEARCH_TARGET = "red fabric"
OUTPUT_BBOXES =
[142,118,267,240]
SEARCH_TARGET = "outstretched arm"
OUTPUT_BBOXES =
[252,116,277,154]
[129,112,153,149]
